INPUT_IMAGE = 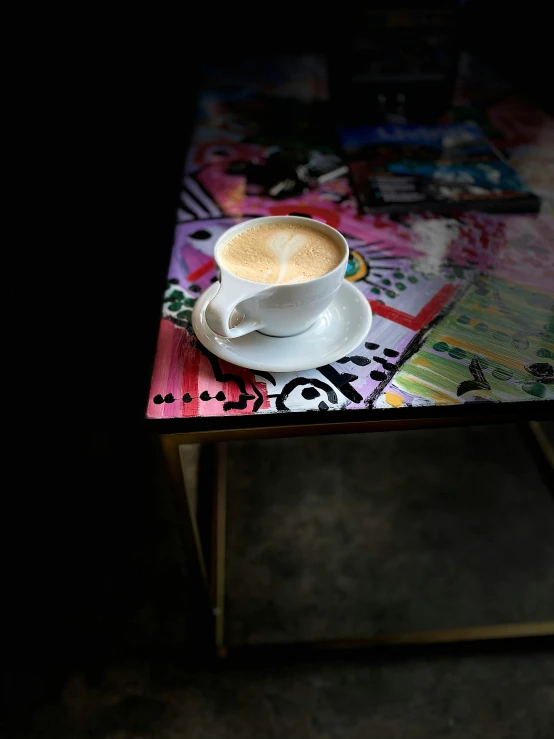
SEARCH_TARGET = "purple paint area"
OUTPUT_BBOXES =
[341,314,417,409]
[168,218,247,288]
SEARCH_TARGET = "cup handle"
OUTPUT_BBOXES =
[205,277,268,338]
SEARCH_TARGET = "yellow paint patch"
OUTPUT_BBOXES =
[412,357,432,368]
[397,374,461,404]
[385,392,404,408]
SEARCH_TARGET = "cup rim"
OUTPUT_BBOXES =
[213,215,349,287]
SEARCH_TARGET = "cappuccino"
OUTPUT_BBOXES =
[219,222,343,284]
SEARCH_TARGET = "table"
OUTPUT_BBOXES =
[147,54,554,658]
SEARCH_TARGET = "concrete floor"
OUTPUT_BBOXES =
[12,424,554,738]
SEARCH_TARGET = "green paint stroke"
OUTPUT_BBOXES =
[395,274,554,404]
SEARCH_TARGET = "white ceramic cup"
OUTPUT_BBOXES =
[205,215,349,338]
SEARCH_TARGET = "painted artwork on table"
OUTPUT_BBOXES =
[147,55,554,421]
[380,274,553,408]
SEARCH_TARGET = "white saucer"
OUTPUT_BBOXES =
[191,280,373,372]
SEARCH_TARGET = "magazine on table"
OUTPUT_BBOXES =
[340,121,540,215]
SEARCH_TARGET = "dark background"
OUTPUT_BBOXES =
[4,1,552,727]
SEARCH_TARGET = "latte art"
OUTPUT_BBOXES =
[219,223,343,284]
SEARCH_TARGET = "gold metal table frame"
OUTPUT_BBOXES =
[160,416,554,661]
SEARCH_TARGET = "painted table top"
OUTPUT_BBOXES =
[147,54,554,430]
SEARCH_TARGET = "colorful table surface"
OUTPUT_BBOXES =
[147,54,554,433]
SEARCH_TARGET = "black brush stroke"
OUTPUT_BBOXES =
[177,198,198,220]
[252,370,276,386]
[373,357,396,371]
[181,187,210,217]
[457,357,491,397]
[370,370,387,381]
[251,383,264,413]
[195,342,254,411]
[275,378,338,411]
[229,393,256,411]
[337,355,371,367]
[316,365,363,404]
[364,313,445,409]
[185,169,231,218]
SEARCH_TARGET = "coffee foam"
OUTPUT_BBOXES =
[219,223,343,284]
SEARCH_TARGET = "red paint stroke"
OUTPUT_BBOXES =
[147,319,271,420]
[215,359,271,415]
[181,334,200,418]
[369,284,457,331]
[147,318,182,419]
[187,258,215,283]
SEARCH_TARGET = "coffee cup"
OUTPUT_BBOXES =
[205,215,349,338]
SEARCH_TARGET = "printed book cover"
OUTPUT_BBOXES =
[340,122,540,215]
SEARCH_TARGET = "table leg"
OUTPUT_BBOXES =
[527,421,554,468]
[212,443,228,657]
[518,421,554,494]
[189,441,228,655]
[160,434,213,646]
[222,621,554,662]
